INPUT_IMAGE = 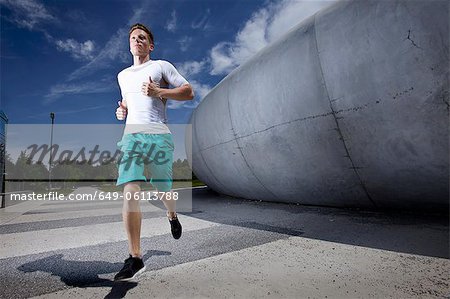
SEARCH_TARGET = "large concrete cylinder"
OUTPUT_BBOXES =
[187,0,449,211]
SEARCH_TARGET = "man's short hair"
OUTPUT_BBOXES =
[129,23,154,44]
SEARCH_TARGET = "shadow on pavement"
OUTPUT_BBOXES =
[17,250,170,298]
[186,188,449,259]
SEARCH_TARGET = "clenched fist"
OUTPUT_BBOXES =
[116,100,127,120]
[141,76,162,98]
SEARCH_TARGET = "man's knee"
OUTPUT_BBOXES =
[124,181,141,191]
[123,182,141,212]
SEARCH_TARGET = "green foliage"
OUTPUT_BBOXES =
[172,158,192,180]
[4,152,15,178]
[9,151,49,191]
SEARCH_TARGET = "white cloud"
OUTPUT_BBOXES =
[169,61,210,110]
[178,60,207,78]
[67,28,129,81]
[44,3,152,104]
[268,0,337,41]
[65,10,88,23]
[209,42,237,75]
[25,104,110,119]
[67,5,150,81]
[167,80,211,110]
[209,0,337,75]
[55,39,95,61]
[191,80,211,100]
[167,99,186,110]
[1,0,97,63]
[209,7,271,75]
[191,9,210,30]
[0,0,57,29]
[165,10,177,32]
[44,79,114,103]
[177,36,192,52]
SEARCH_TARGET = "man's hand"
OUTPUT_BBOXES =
[116,100,127,120]
[142,76,162,98]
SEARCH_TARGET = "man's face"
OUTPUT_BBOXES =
[129,28,154,57]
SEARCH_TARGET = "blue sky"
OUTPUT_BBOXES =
[1,0,335,126]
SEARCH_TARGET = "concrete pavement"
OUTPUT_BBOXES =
[0,187,448,298]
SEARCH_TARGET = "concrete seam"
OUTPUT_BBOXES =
[200,114,333,152]
[200,102,375,152]
[312,14,378,208]
[192,110,228,193]
[226,92,279,200]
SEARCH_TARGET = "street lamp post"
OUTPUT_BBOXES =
[0,111,8,209]
[49,112,55,190]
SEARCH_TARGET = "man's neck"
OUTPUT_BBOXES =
[133,55,150,66]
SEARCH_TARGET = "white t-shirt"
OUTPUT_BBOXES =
[118,59,189,134]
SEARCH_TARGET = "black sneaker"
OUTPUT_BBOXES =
[114,255,146,281]
[169,214,182,239]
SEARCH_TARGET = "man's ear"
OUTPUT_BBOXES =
[149,43,155,52]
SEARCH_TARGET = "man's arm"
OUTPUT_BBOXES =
[158,84,194,101]
[157,60,194,101]
[142,61,195,100]
[142,81,194,101]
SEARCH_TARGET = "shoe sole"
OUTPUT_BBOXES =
[114,265,147,282]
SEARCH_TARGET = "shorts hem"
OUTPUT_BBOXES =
[116,178,147,186]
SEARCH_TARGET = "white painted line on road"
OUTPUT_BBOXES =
[0,215,219,259]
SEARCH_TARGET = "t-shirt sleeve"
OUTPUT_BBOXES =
[159,60,189,87]
[117,71,125,99]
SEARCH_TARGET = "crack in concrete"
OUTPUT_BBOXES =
[442,90,449,111]
[392,86,414,100]
[330,96,344,103]
[406,29,422,49]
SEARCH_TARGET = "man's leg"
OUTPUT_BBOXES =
[114,134,147,281]
[160,191,176,219]
[114,181,146,281]
[148,133,181,238]
[123,182,142,257]
[159,190,182,239]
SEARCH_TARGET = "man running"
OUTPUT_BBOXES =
[114,23,194,281]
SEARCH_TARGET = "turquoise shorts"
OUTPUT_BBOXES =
[116,133,174,191]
